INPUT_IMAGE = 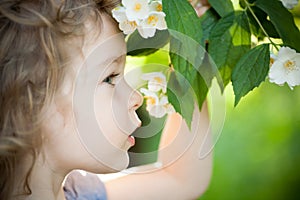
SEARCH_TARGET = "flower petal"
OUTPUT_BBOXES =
[123,0,150,21]
[165,104,175,114]
[140,12,166,29]
[269,60,288,85]
[140,88,157,99]
[149,105,166,118]
[119,20,137,35]
[280,0,299,9]
[269,46,300,89]
[155,15,167,30]
[159,95,169,105]
[277,46,297,62]
[112,6,127,22]
[149,1,163,12]
[137,26,156,38]
[286,55,300,88]
[286,69,300,88]
[141,72,167,92]
[141,72,166,81]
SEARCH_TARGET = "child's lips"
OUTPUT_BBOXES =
[128,135,135,146]
[127,112,140,147]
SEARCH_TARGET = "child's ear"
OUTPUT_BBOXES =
[41,84,74,140]
[41,101,66,138]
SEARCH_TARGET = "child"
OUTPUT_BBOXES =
[0,0,212,199]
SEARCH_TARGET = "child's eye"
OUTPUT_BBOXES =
[103,73,120,86]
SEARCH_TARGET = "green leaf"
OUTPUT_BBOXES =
[208,11,251,86]
[199,8,220,46]
[168,35,199,88]
[167,70,194,128]
[163,0,203,68]
[180,90,195,129]
[255,0,300,52]
[163,0,202,42]
[127,30,170,56]
[167,71,182,113]
[163,0,205,127]
[208,0,234,17]
[193,70,209,110]
[232,44,270,105]
[246,6,280,40]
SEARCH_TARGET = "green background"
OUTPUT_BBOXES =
[200,82,300,200]
[200,3,300,200]
[127,51,300,200]
[127,2,300,199]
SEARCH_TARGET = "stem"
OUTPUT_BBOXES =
[244,0,279,51]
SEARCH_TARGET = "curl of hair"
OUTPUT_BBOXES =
[0,0,120,199]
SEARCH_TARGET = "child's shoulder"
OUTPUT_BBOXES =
[64,170,107,200]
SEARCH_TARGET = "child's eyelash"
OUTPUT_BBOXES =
[103,73,120,85]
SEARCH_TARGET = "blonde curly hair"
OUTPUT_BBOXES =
[0,0,120,199]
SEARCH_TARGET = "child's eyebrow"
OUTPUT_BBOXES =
[102,55,125,66]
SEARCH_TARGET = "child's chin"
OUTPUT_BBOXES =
[104,155,130,173]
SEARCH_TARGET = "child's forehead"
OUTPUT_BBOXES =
[81,35,126,74]
[82,13,126,59]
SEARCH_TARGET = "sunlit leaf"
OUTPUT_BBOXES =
[232,44,270,105]
[199,8,220,46]
[167,70,194,128]
[208,0,234,17]
[127,30,170,56]
[167,71,182,113]
[163,0,202,42]
[193,70,209,110]
[208,11,251,86]
[163,0,205,127]
[246,6,280,40]
[256,0,300,52]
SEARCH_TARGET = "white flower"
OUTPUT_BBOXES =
[119,20,138,35]
[140,72,175,118]
[149,1,163,12]
[141,72,167,93]
[280,0,299,9]
[112,0,167,39]
[112,6,138,35]
[140,88,175,118]
[269,46,300,89]
[112,6,127,22]
[269,53,277,66]
[122,0,150,21]
[138,12,167,38]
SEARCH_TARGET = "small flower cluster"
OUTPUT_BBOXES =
[140,72,175,118]
[280,0,299,9]
[112,0,167,38]
[269,46,300,89]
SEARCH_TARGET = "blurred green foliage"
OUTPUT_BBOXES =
[127,2,300,199]
[200,82,300,200]
[127,46,300,200]
[200,4,300,200]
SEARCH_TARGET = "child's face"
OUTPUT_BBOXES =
[44,13,143,173]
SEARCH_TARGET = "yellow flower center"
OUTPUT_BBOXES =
[154,76,163,83]
[148,15,159,25]
[284,60,296,70]
[127,20,137,27]
[156,4,163,11]
[145,96,156,105]
[134,3,142,11]
[270,57,275,66]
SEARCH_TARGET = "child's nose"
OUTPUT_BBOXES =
[129,89,143,110]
